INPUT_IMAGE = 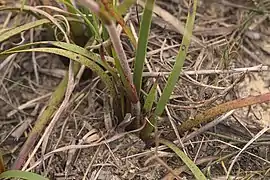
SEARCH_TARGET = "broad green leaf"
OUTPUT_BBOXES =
[0,170,49,180]
[0,48,116,97]
[0,19,50,43]
[133,0,155,96]
[160,139,207,180]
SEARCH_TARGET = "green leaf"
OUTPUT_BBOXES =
[155,0,197,116]
[58,0,99,38]
[141,0,197,138]
[0,19,50,43]
[0,170,49,180]
[4,41,116,74]
[143,81,157,113]
[160,139,207,180]
[133,0,155,96]
[0,48,116,97]
[140,81,158,139]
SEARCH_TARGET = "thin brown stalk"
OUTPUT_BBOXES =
[179,92,270,133]
[77,0,141,128]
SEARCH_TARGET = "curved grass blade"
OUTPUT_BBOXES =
[58,0,99,38]
[48,41,110,69]
[0,6,40,20]
[3,41,117,76]
[0,6,85,22]
[141,0,197,138]
[7,4,70,42]
[0,48,116,97]
[160,138,207,180]
[0,19,50,43]
[133,0,155,96]
[0,170,49,180]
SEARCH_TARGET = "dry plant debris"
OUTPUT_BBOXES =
[0,0,270,179]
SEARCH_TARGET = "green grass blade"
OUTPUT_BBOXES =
[3,41,116,73]
[58,0,99,38]
[150,0,197,125]
[140,81,157,139]
[143,81,157,113]
[155,0,197,116]
[133,0,155,96]
[160,139,207,180]
[0,19,50,43]
[0,48,116,97]
[140,0,198,139]
[0,170,49,180]
[49,41,115,72]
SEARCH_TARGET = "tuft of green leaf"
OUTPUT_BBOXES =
[141,0,198,139]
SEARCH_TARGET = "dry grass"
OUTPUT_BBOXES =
[1,0,270,179]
